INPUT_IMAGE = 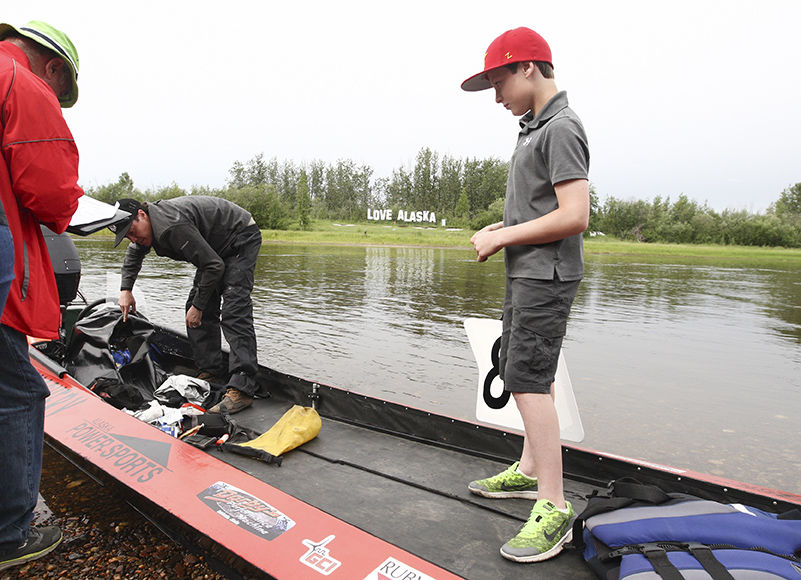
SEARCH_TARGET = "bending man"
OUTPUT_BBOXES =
[112,196,262,414]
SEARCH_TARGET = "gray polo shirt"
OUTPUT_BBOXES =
[504,91,589,281]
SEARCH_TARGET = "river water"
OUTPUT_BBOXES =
[73,239,801,494]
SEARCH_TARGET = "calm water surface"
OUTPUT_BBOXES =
[73,240,801,494]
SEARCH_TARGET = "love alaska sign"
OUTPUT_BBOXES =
[367,209,437,224]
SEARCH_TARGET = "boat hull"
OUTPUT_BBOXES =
[29,314,801,579]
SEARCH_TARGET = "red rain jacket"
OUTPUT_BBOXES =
[0,41,83,338]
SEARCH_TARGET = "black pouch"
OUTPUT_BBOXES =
[181,433,217,450]
[89,376,154,411]
[181,413,231,437]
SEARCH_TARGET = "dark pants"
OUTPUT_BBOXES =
[186,225,261,397]
[0,224,49,551]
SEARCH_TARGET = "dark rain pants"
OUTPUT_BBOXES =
[185,224,262,397]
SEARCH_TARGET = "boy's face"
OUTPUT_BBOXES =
[487,65,533,117]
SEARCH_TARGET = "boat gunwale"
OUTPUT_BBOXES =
[143,325,801,513]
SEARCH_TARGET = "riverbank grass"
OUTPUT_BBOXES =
[263,220,801,263]
[585,236,801,265]
[261,220,473,247]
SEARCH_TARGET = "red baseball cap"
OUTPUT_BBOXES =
[461,27,552,92]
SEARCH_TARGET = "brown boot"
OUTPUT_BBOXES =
[208,388,253,414]
[196,371,227,385]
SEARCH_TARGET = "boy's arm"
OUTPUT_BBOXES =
[471,178,589,262]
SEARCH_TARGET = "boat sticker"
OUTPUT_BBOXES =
[45,380,88,416]
[299,535,341,575]
[363,557,435,580]
[198,481,295,540]
[62,421,168,483]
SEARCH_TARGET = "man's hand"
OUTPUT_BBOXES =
[470,221,504,262]
[118,290,136,322]
[186,305,202,329]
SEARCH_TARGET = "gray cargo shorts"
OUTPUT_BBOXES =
[499,276,580,394]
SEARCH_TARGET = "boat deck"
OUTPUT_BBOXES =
[220,395,596,579]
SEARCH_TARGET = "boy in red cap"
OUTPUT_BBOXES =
[462,27,590,563]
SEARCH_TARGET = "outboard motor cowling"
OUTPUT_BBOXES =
[40,225,81,305]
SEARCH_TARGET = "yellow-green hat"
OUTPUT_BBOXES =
[0,20,79,107]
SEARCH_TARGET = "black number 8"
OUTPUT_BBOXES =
[483,336,510,410]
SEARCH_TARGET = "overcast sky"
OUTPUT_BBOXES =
[7,1,801,212]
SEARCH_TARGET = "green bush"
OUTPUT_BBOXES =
[470,197,504,230]
[594,195,801,248]
[221,185,290,230]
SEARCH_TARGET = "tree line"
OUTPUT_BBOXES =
[87,148,508,231]
[85,149,801,248]
[590,184,801,248]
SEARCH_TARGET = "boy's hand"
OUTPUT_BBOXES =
[471,222,504,262]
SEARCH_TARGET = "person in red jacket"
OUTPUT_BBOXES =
[0,20,83,572]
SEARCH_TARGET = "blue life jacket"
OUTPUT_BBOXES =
[573,479,801,579]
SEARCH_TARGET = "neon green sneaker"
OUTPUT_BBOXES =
[500,499,575,563]
[468,461,538,499]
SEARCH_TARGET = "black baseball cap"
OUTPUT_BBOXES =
[109,198,141,247]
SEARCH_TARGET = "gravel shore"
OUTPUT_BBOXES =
[0,445,230,580]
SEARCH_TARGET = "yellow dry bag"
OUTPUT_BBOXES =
[240,405,321,456]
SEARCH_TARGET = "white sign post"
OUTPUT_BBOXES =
[463,318,584,442]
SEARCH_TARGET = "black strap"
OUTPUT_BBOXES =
[570,479,674,551]
[612,478,673,504]
[778,508,801,521]
[686,543,736,580]
[570,496,638,551]
[610,542,740,580]
[219,442,282,466]
[640,544,686,580]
